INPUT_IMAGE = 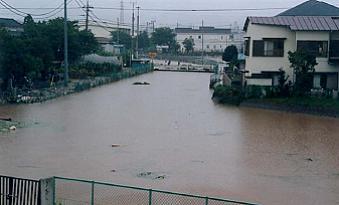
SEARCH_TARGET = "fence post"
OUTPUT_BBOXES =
[205,197,208,205]
[52,177,55,205]
[148,189,152,205]
[91,181,95,205]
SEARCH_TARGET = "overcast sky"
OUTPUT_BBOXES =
[4,0,339,29]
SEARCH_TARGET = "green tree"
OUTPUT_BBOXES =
[277,68,291,97]
[138,31,150,50]
[151,27,176,51]
[288,50,317,96]
[111,30,132,49]
[222,45,238,62]
[183,37,194,54]
[0,16,99,90]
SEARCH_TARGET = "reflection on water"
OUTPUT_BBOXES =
[0,72,338,205]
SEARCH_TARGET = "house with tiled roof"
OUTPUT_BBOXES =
[0,18,23,35]
[243,0,339,90]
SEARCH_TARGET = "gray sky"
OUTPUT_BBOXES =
[4,0,339,29]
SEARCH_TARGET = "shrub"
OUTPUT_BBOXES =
[212,85,244,105]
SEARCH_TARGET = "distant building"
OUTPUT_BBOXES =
[0,18,23,36]
[175,26,243,53]
[244,0,339,89]
[79,24,131,39]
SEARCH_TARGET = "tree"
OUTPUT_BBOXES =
[138,31,150,50]
[183,37,194,54]
[0,16,99,90]
[111,30,132,49]
[288,50,317,96]
[222,45,238,62]
[277,68,290,97]
[151,27,176,51]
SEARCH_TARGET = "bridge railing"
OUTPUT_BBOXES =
[52,176,260,205]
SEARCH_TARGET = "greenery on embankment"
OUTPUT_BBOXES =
[212,85,339,117]
[4,67,153,104]
[212,85,244,105]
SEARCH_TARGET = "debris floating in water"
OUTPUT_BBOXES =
[137,172,166,180]
[9,126,16,131]
[133,82,150,86]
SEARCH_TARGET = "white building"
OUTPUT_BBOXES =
[244,0,339,90]
[175,27,236,53]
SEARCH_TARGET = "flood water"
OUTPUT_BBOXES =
[0,72,338,205]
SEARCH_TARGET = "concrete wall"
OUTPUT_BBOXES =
[247,78,272,86]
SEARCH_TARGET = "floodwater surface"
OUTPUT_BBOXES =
[0,72,338,205]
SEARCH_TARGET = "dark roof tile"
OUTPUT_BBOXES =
[278,0,339,16]
[246,16,339,31]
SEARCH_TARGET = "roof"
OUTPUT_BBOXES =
[278,0,339,16]
[0,18,22,28]
[175,27,231,34]
[244,16,339,31]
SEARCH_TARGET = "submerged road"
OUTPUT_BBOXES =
[0,72,338,205]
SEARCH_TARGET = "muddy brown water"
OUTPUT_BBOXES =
[0,72,338,205]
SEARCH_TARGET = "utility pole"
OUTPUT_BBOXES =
[136,6,140,59]
[146,22,149,35]
[201,20,204,66]
[64,0,69,86]
[117,18,120,44]
[151,20,155,33]
[131,2,135,60]
[85,0,90,31]
[120,0,124,25]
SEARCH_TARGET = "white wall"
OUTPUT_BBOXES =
[176,33,231,52]
[245,23,296,79]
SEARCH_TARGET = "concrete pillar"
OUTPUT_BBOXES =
[40,178,54,205]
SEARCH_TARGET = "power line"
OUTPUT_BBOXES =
[33,0,75,20]
[90,6,290,12]
[0,5,290,13]
[0,0,64,16]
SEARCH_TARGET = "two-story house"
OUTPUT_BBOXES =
[244,0,339,90]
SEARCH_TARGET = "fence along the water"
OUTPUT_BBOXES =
[0,175,40,205]
[54,176,259,205]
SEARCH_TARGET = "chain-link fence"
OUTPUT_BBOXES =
[53,177,259,205]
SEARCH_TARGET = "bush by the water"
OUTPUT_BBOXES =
[212,85,243,105]
[70,62,121,79]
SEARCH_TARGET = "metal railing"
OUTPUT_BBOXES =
[0,175,41,205]
[53,176,259,205]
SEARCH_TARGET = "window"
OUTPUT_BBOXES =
[206,45,210,49]
[221,36,223,40]
[198,35,201,39]
[213,45,216,49]
[252,39,284,57]
[297,41,328,57]
[244,39,250,56]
